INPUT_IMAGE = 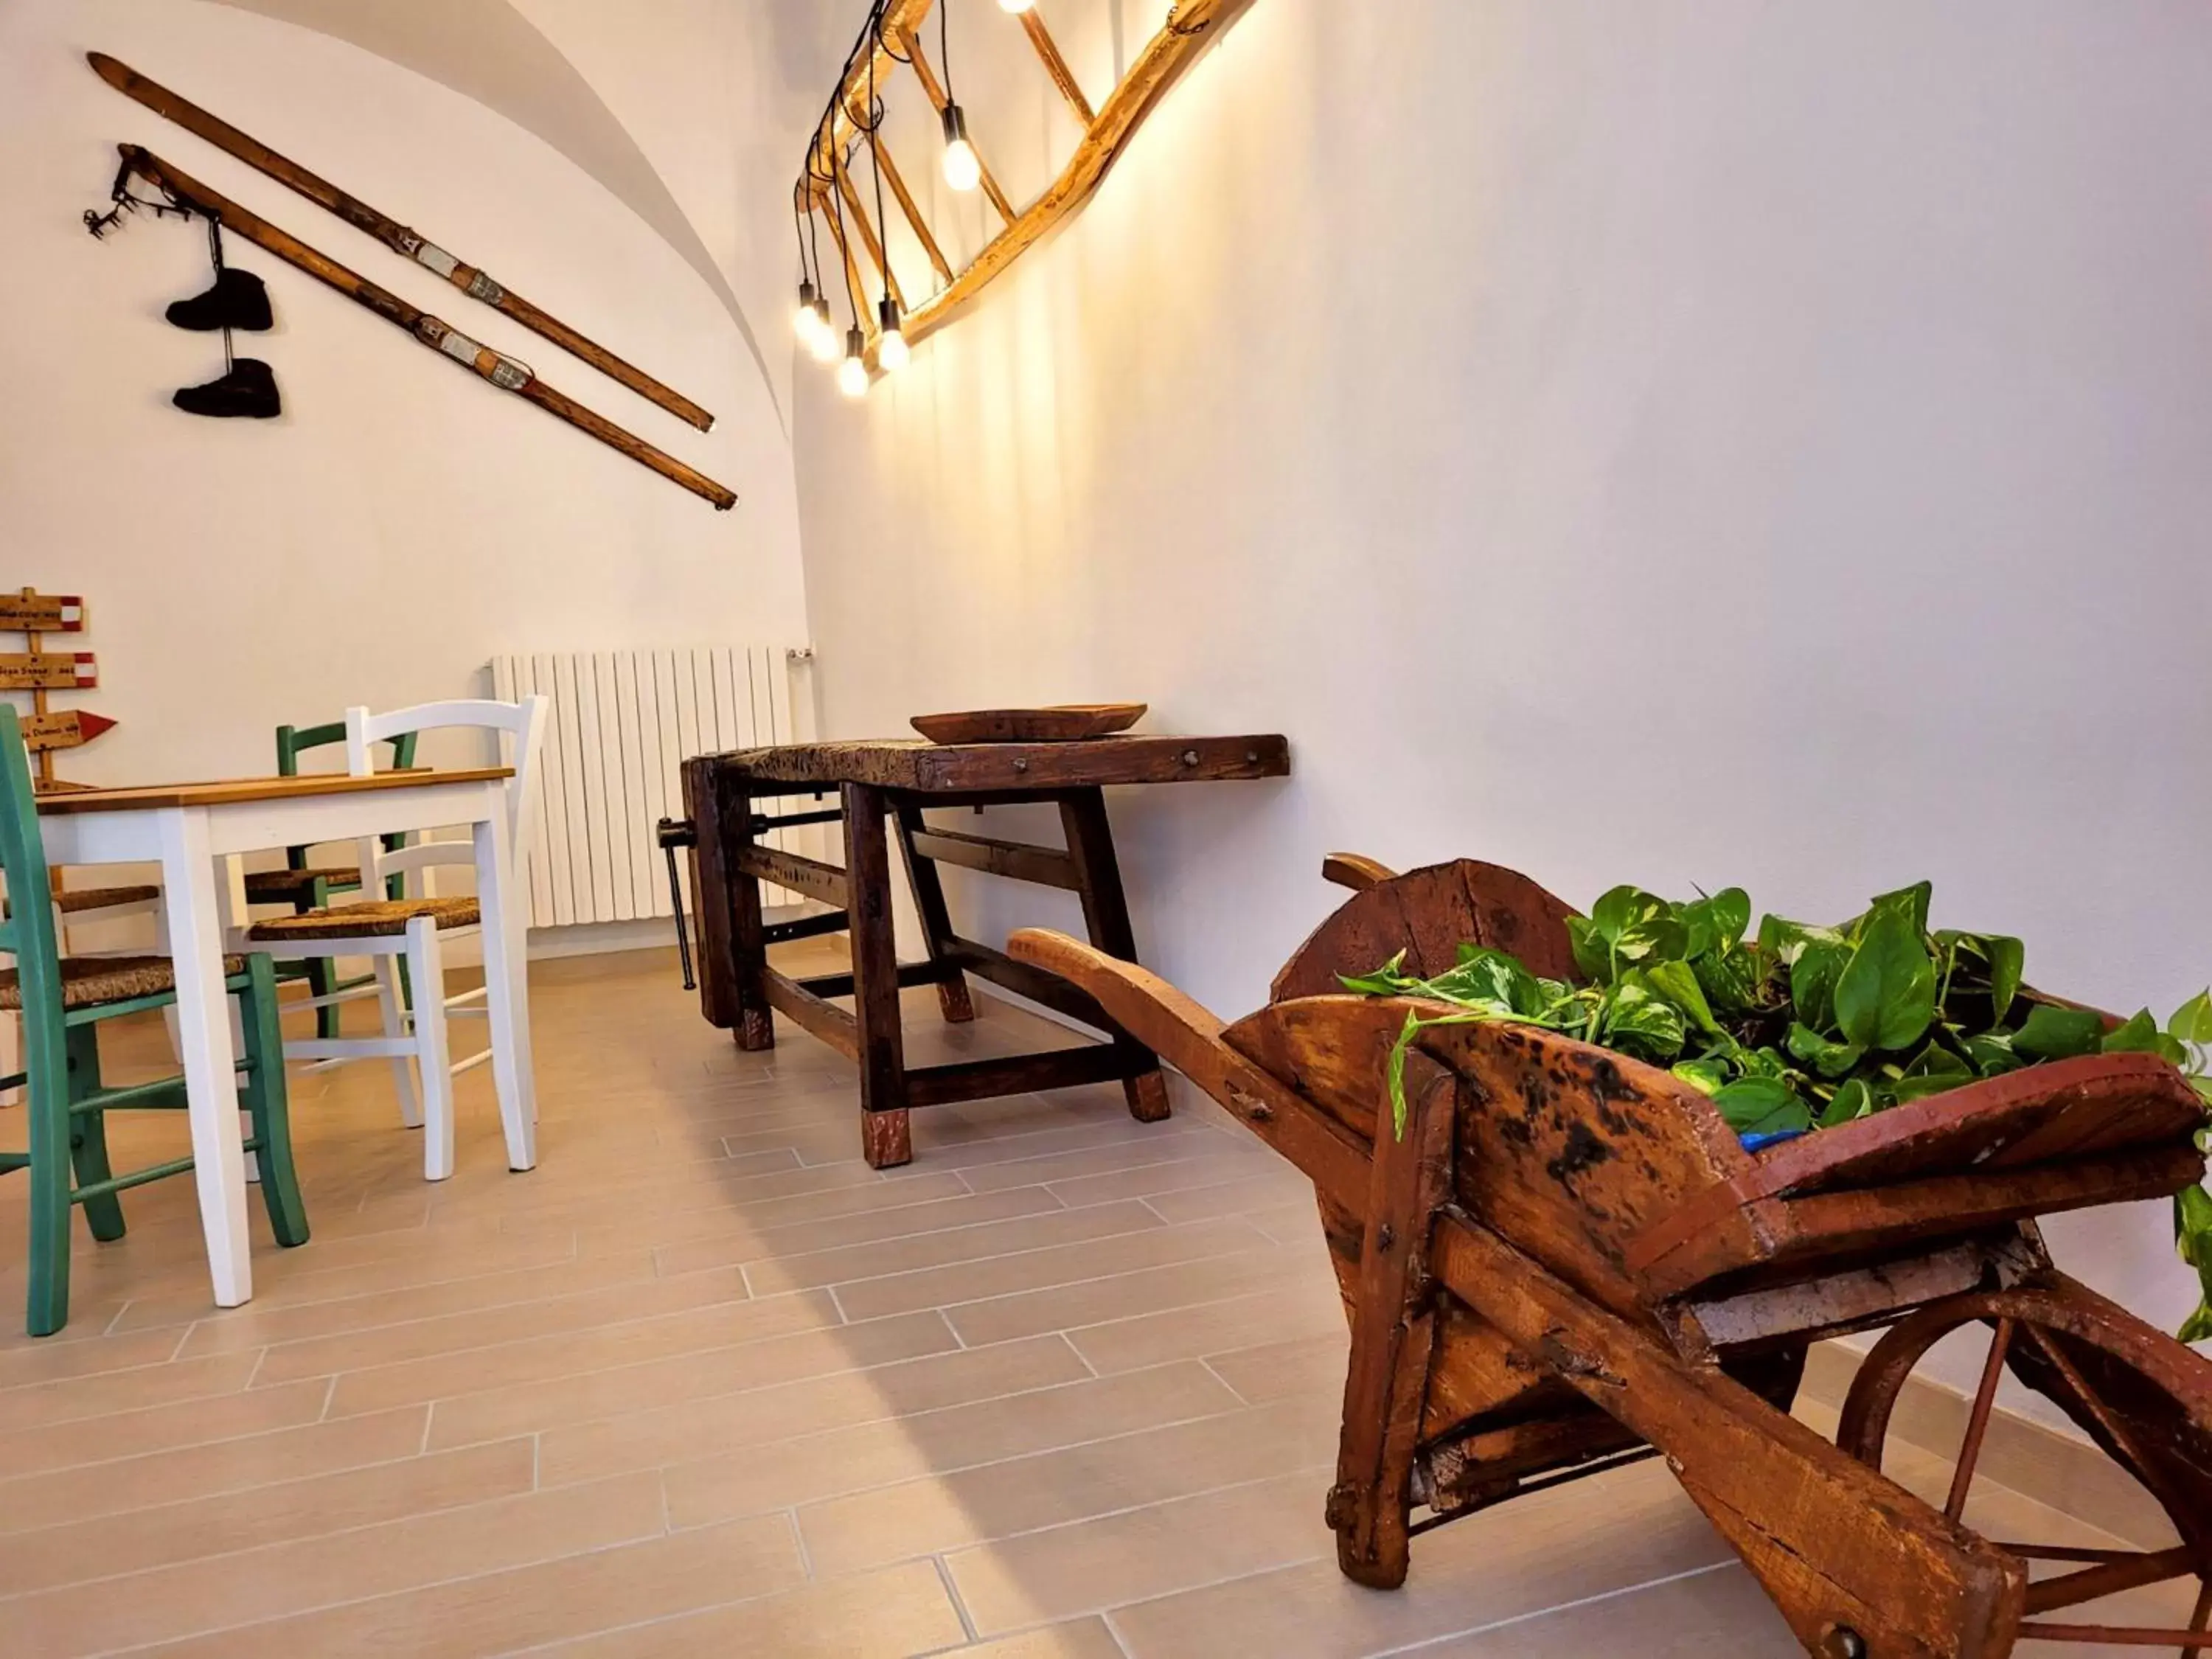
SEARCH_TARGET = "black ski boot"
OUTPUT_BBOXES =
[164,267,272,332]
[173,358,281,418]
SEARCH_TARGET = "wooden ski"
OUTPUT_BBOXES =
[89,52,717,433]
[112,146,737,511]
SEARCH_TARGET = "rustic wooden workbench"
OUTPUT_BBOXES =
[680,734,1290,1166]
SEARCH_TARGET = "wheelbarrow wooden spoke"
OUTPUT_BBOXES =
[2017,1622,2212,1646]
[1947,1315,2015,1520]
[2184,1576,2211,1659]
[2023,1544,2199,1615]
[2017,1318,2202,1545]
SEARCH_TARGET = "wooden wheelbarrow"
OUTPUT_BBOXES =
[1010,856,2212,1658]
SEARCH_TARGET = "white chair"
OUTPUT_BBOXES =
[245,697,547,1180]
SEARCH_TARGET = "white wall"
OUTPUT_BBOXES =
[785,0,2212,1368]
[0,0,808,795]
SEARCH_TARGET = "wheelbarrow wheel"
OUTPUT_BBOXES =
[1836,1274,2212,1654]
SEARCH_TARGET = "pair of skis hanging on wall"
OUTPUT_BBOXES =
[86,53,736,510]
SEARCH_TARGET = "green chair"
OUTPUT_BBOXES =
[245,720,417,1039]
[0,706,307,1336]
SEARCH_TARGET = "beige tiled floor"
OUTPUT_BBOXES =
[0,948,2197,1655]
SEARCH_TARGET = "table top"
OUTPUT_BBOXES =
[34,768,513,814]
[698,734,1290,794]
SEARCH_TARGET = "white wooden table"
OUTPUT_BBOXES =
[35,768,532,1308]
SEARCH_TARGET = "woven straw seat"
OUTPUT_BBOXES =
[243,866,361,902]
[0,953,246,1012]
[56,885,160,914]
[4,885,160,919]
[247,897,479,942]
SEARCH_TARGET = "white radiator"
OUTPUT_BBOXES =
[490,647,816,929]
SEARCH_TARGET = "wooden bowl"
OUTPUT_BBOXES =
[910,703,1147,744]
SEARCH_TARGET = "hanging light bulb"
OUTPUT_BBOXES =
[941,105,981,193]
[838,326,869,397]
[877,296,909,372]
[793,279,821,347]
[807,297,838,363]
[998,0,1034,12]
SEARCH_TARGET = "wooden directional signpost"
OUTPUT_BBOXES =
[1,590,111,790]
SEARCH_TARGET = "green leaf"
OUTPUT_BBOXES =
[1711,1077,1812,1136]
[1646,959,1720,1034]
[2011,1004,2107,1061]
[2170,990,2212,1047]
[1339,951,1413,997]
[1889,1042,1974,1103]
[2101,1009,2171,1057]
[1759,914,1840,966]
[1790,940,1848,1034]
[1819,1077,1874,1128]
[1422,947,1542,1016]
[1671,1057,1728,1095]
[1984,936,2025,1023]
[1693,945,1771,1015]
[1834,905,1937,1051]
[2177,1183,2212,1266]
[1865,880,1933,939]
[1599,974,1688,1061]
[2181,1186,2212,1343]
[1786,1021,1865,1079]
[1680,888,1753,960]
[1566,915,1610,984]
[1587,886,1688,973]
[1961,1032,2023,1077]
[1706,888,1752,952]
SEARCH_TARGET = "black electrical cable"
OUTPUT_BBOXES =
[867,41,890,307]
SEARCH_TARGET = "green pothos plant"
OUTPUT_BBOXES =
[1342,881,2212,1343]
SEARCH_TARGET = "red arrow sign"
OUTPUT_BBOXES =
[22,710,116,753]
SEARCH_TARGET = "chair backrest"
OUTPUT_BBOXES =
[0,709,66,1039]
[342,698,549,898]
[275,720,417,874]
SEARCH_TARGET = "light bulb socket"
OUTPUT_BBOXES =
[799,278,818,307]
[941,104,970,148]
[812,297,833,331]
[844,325,868,361]
[877,296,904,337]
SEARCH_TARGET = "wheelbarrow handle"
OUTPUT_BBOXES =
[1323,852,1399,893]
[1007,928,1371,1203]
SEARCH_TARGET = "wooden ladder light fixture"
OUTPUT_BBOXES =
[793,0,1267,389]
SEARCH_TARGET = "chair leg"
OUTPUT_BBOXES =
[372,952,422,1130]
[239,956,309,1247]
[306,959,340,1040]
[64,1025,125,1243]
[23,1003,74,1338]
[479,921,536,1175]
[156,902,183,1065]
[406,917,455,1183]
[302,879,344,1041]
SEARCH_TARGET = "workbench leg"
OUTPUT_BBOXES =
[1058,788,1170,1122]
[685,759,774,1050]
[1326,1071,1454,1590]
[844,783,911,1168]
[893,802,976,1024]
